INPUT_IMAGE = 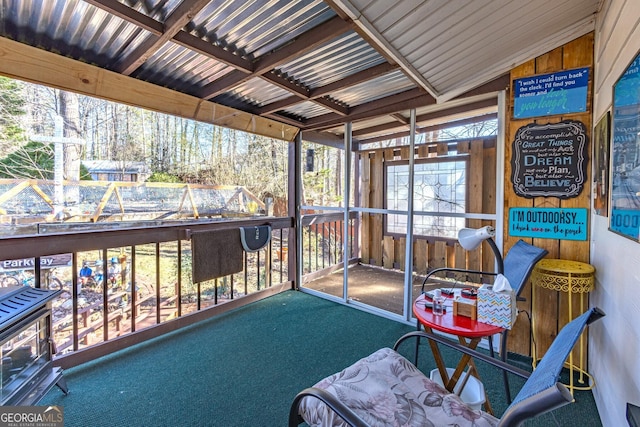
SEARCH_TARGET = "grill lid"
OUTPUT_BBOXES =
[0,286,60,330]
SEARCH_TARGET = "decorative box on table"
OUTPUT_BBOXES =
[477,285,516,329]
[453,298,477,320]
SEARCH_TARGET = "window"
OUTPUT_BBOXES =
[386,158,467,238]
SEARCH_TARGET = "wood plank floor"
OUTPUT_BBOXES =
[303,263,437,315]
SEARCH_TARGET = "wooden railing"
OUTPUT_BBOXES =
[300,212,357,283]
[0,211,359,370]
[0,217,292,369]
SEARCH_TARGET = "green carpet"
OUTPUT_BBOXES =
[41,290,601,426]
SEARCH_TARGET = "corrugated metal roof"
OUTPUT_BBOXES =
[190,0,334,59]
[342,0,599,102]
[216,77,293,108]
[276,31,385,89]
[137,41,233,90]
[330,69,416,106]
[0,0,600,143]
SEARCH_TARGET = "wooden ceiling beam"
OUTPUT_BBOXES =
[115,0,211,75]
[88,0,253,73]
[353,113,498,143]
[313,97,349,116]
[172,31,253,73]
[310,62,397,98]
[84,0,163,35]
[255,95,303,115]
[305,75,506,135]
[0,36,299,142]
[349,98,498,138]
[252,16,351,74]
[260,72,310,98]
[303,88,433,130]
[390,113,410,125]
[254,62,399,116]
[198,16,352,100]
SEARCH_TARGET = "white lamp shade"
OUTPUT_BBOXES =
[458,226,496,250]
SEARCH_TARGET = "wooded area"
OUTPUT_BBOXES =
[0,77,347,207]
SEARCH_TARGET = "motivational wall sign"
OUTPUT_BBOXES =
[509,208,588,240]
[511,120,588,199]
[513,67,589,119]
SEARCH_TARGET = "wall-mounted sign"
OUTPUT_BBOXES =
[611,209,640,240]
[513,67,589,119]
[511,120,588,199]
[610,49,640,242]
[509,208,588,240]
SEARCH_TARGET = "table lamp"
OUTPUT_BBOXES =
[457,226,504,274]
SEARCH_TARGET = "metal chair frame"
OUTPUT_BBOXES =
[289,307,605,427]
[418,239,548,402]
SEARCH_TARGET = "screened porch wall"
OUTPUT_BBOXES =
[358,137,498,278]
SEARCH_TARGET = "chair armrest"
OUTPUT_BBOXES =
[289,387,370,427]
[497,383,573,427]
[394,330,532,380]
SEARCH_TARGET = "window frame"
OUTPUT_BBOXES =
[383,154,470,240]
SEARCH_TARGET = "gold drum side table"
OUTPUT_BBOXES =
[531,258,595,394]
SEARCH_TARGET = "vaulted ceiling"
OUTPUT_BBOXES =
[0,0,601,145]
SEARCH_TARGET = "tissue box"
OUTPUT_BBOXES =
[477,285,516,329]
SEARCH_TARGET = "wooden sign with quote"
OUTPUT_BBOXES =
[511,120,588,199]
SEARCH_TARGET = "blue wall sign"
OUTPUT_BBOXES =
[509,208,588,240]
[610,209,640,240]
[611,51,640,242]
[513,67,590,119]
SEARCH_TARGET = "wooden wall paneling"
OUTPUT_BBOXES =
[437,141,449,156]
[360,152,371,263]
[506,59,536,356]
[505,33,594,358]
[432,240,447,270]
[531,46,565,358]
[467,140,485,280]
[445,242,456,273]
[397,145,412,270]
[457,141,470,154]
[427,241,437,270]
[558,34,594,365]
[483,144,497,216]
[418,145,429,158]
[383,235,394,269]
[370,150,385,266]
[414,239,428,275]
[398,237,406,271]
[454,243,467,270]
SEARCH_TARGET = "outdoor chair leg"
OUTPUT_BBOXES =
[501,330,512,403]
[414,319,421,365]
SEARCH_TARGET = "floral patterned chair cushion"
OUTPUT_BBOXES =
[298,347,499,427]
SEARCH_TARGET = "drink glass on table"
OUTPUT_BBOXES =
[433,289,444,315]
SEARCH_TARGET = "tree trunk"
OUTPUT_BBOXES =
[59,90,82,204]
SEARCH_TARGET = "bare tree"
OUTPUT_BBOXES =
[59,90,82,182]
